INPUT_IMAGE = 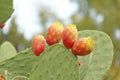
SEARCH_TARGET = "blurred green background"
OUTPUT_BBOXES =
[0,0,120,80]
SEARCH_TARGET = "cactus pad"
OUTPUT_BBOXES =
[29,44,80,80]
[0,41,17,62]
[0,48,37,79]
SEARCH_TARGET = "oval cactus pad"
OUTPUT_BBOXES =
[0,48,37,78]
[77,30,113,80]
[0,41,17,62]
[29,44,80,80]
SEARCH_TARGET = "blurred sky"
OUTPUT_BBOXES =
[2,0,120,40]
[3,0,78,40]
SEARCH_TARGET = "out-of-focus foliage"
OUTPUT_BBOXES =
[0,0,13,24]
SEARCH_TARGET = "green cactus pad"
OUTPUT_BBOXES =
[77,30,113,80]
[0,48,37,78]
[29,44,80,80]
[0,41,17,62]
[0,0,14,24]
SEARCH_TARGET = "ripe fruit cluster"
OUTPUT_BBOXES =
[32,22,95,56]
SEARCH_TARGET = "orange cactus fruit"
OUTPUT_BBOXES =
[0,22,6,29]
[32,35,46,56]
[46,22,64,45]
[71,37,95,56]
[62,24,78,48]
[0,74,5,80]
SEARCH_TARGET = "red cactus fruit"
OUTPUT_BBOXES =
[71,37,95,56]
[46,22,64,45]
[32,35,46,56]
[62,24,78,48]
[0,22,6,29]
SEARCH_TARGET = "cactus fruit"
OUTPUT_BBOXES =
[32,35,46,56]
[0,74,4,80]
[71,37,95,56]
[0,22,6,29]
[29,44,80,80]
[78,61,83,66]
[62,24,78,48]
[46,22,64,45]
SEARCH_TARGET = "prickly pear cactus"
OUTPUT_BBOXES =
[0,41,17,62]
[77,30,113,80]
[0,48,37,79]
[0,0,14,24]
[0,30,113,80]
[29,44,80,80]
